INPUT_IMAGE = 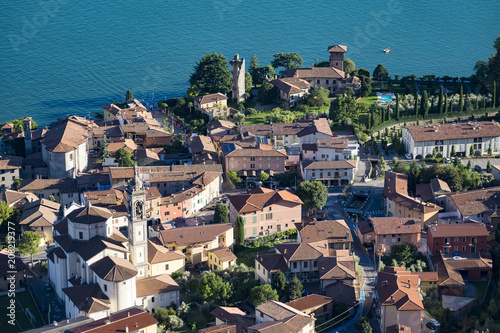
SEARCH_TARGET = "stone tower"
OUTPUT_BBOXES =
[23,117,32,157]
[230,54,246,103]
[327,45,347,71]
[127,166,149,279]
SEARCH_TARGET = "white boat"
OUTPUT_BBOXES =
[383,47,390,53]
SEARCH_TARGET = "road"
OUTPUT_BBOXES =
[152,111,183,135]
[21,250,47,265]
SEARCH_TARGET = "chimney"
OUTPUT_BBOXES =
[128,312,130,317]
[391,296,395,304]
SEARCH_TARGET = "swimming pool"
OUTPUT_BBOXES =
[376,92,395,104]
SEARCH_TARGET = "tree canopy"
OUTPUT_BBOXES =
[295,181,328,212]
[196,272,233,303]
[213,203,229,224]
[235,215,245,245]
[272,271,287,300]
[189,53,231,94]
[390,242,416,266]
[115,148,135,167]
[258,82,278,105]
[304,87,330,108]
[248,284,279,307]
[125,90,134,101]
[257,172,270,182]
[355,317,373,333]
[285,274,303,301]
[343,59,356,74]
[19,231,41,267]
[100,135,111,159]
[373,64,389,81]
[271,53,303,70]
[0,201,14,227]
[227,171,242,186]
[330,95,357,122]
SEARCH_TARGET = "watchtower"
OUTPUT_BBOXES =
[327,45,347,71]
[230,54,246,103]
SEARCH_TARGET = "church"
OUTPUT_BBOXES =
[47,167,181,320]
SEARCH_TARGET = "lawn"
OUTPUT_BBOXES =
[244,107,324,125]
[0,291,45,333]
[235,244,275,267]
[357,94,378,106]
[185,306,208,330]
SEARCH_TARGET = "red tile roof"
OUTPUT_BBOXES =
[428,223,489,238]
[404,121,500,142]
[376,267,424,311]
[286,294,332,312]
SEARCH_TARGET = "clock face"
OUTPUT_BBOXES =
[135,201,143,219]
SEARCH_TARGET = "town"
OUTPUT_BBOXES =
[0,37,500,333]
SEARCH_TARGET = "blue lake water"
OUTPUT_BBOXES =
[1,0,499,126]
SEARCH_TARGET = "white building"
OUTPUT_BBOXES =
[48,169,180,320]
[194,93,229,120]
[402,121,500,159]
[301,160,357,186]
[250,301,315,333]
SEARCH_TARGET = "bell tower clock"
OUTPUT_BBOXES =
[127,166,149,278]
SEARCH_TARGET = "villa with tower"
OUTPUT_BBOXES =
[47,167,180,320]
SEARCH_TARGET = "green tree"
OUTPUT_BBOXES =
[19,231,41,267]
[459,85,464,112]
[248,284,279,307]
[235,215,245,245]
[271,271,287,300]
[487,160,492,173]
[115,148,135,167]
[227,171,242,186]
[421,90,429,117]
[189,53,231,94]
[395,94,400,120]
[444,91,448,114]
[12,178,23,191]
[258,82,278,104]
[355,317,373,333]
[493,80,497,108]
[372,64,389,81]
[305,87,330,108]
[187,85,200,101]
[450,145,456,157]
[125,89,134,101]
[438,86,444,114]
[233,112,245,125]
[466,160,472,170]
[470,145,475,157]
[343,59,356,74]
[257,172,270,182]
[249,54,259,85]
[100,135,111,159]
[488,144,493,155]
[464,93,472,112]
[414,93,419,116]
[285,274,303,301]
[253,65,276,86]
[196,272,233,303]
[432,148,437,158]
[213,203,229,224]
[0,201,14,227]
[390,242,416,266]
[245,72,253,94]
[295,181,328,213]
[359,75,372,98]
[48,195,56,202]
[271,53,303,70]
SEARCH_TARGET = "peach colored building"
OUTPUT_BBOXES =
[228,187,303,238]
[224,146,287,178]
[194,93,229,120]
[357,217,421,255]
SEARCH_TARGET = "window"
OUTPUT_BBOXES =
[454,246,458,251]
[317,80,320,84]
[266,213,273,220]
[462,246,466,251]
[250,157,255,161]
[165,264,169,270]
[313,261,317,267]
[104,284,107,292]
[152,297,155,303]
[253,216,257,223]
[462,237,466,242]
[79,232,83,240]
[69,153,73,161]
[304,261,308,268]
[293,262,297,269]
[250,164,255,169]
[455,237,459,242]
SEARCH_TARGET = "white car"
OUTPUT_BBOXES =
[405,153,412,160]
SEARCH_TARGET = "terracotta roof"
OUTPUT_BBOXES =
[286,294,332,312]
[324,281,356,306]
[83,189,122,206]
[317,137,349,150]
[428,223,489,238]
[90,256,138,282]
[190,135,216,154]
[208,247,237,262]
[284,66,345,79]
[42,117,91,153]
[195,93,228,105]
[20,178,78,194]
[76,236,128,261]
[413,271,438,282]
[415,183,434,202]
[405,121,500,142]
[256,301,304,321]
[369,217,421,236]
[136,273,180,297]
[135,148,160,163]
[199,324,237,333]
[376,266,424,311]
[62,283,110,313]
[0,156,23,170]
[207,119,237,131]
[327,44,347,53]
[255,253,289,273]
[22,152,46,167]
[226,148,286,157]
[68,307,157,333]
[19,199,60,228]
[430,177,451,193]
[297,220,352,244]
[108,227,128,243]
[297,118,333,137]
[0,249,26,277]
[210,307,253,333]
[318,256,356,280]
[0,190,37,206]
[228,189,302,214]
[148,240,186,264]
[302,160,356,170]
[66,205,113,225]
[301,143,317,151]
[54,234,83,253]
[449,186,500,217]
[159,223,232,246]
[275,242,328,261]
[107,139,137,154]
[270,77,310,95]
[431,252,493,287]
[91,125,123,138]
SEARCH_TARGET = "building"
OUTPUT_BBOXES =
[19,199,60,246]
[431,252,492,296]
[413,271,439,290]
[296,219,352,251]
[250,300,315,333]
[199,325,237,333]
[189,135,218,165]
[41,116,93,179]
[230,54,246,103]
[0,156,22,189]
[0,189,38,208]
[206,119,238,138]
[207,247,237,270]
[270,77,310,107]
[384,171,441,225]
[157,223,234,264]
[402,121,500,159]
[194,93,229,120]
[376,267,424,333]
[147,239,186,276]
[211,306,254,333]
[443,186,500,224]
[316,137,359,161]
[415,177,451,208]
[223,144,287,178]
[0,249,25,291]
[228,188,303,238]
[301,160,357,186]
[102,99,148,122]
[427,223,489,254]
[286,294,333,321]
[357,217,421,255]
[19,178,79,209]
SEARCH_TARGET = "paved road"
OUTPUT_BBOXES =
[21,251,47,265]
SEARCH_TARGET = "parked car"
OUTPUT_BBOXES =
[405,153,413,160]
[430,318,441,327]
[474,165,482,172]
[444,158,451,164]
[332,132,338,137]
[195,263,205,273]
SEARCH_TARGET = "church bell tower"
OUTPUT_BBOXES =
[127,166,149,278]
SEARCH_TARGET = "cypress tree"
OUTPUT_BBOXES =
[125,89,134,101]
[367,112,372,129]
[459,85,464,112]
[386,104,390,121]
[422,91,429,117]
[464,94,472,112]
[444,92,448,114]
[396,94,400,121]
[235,215,245,245]
[494,81,497,109]
[483,95,486,109]
[438,86,444,114]
[414,93,419,117]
